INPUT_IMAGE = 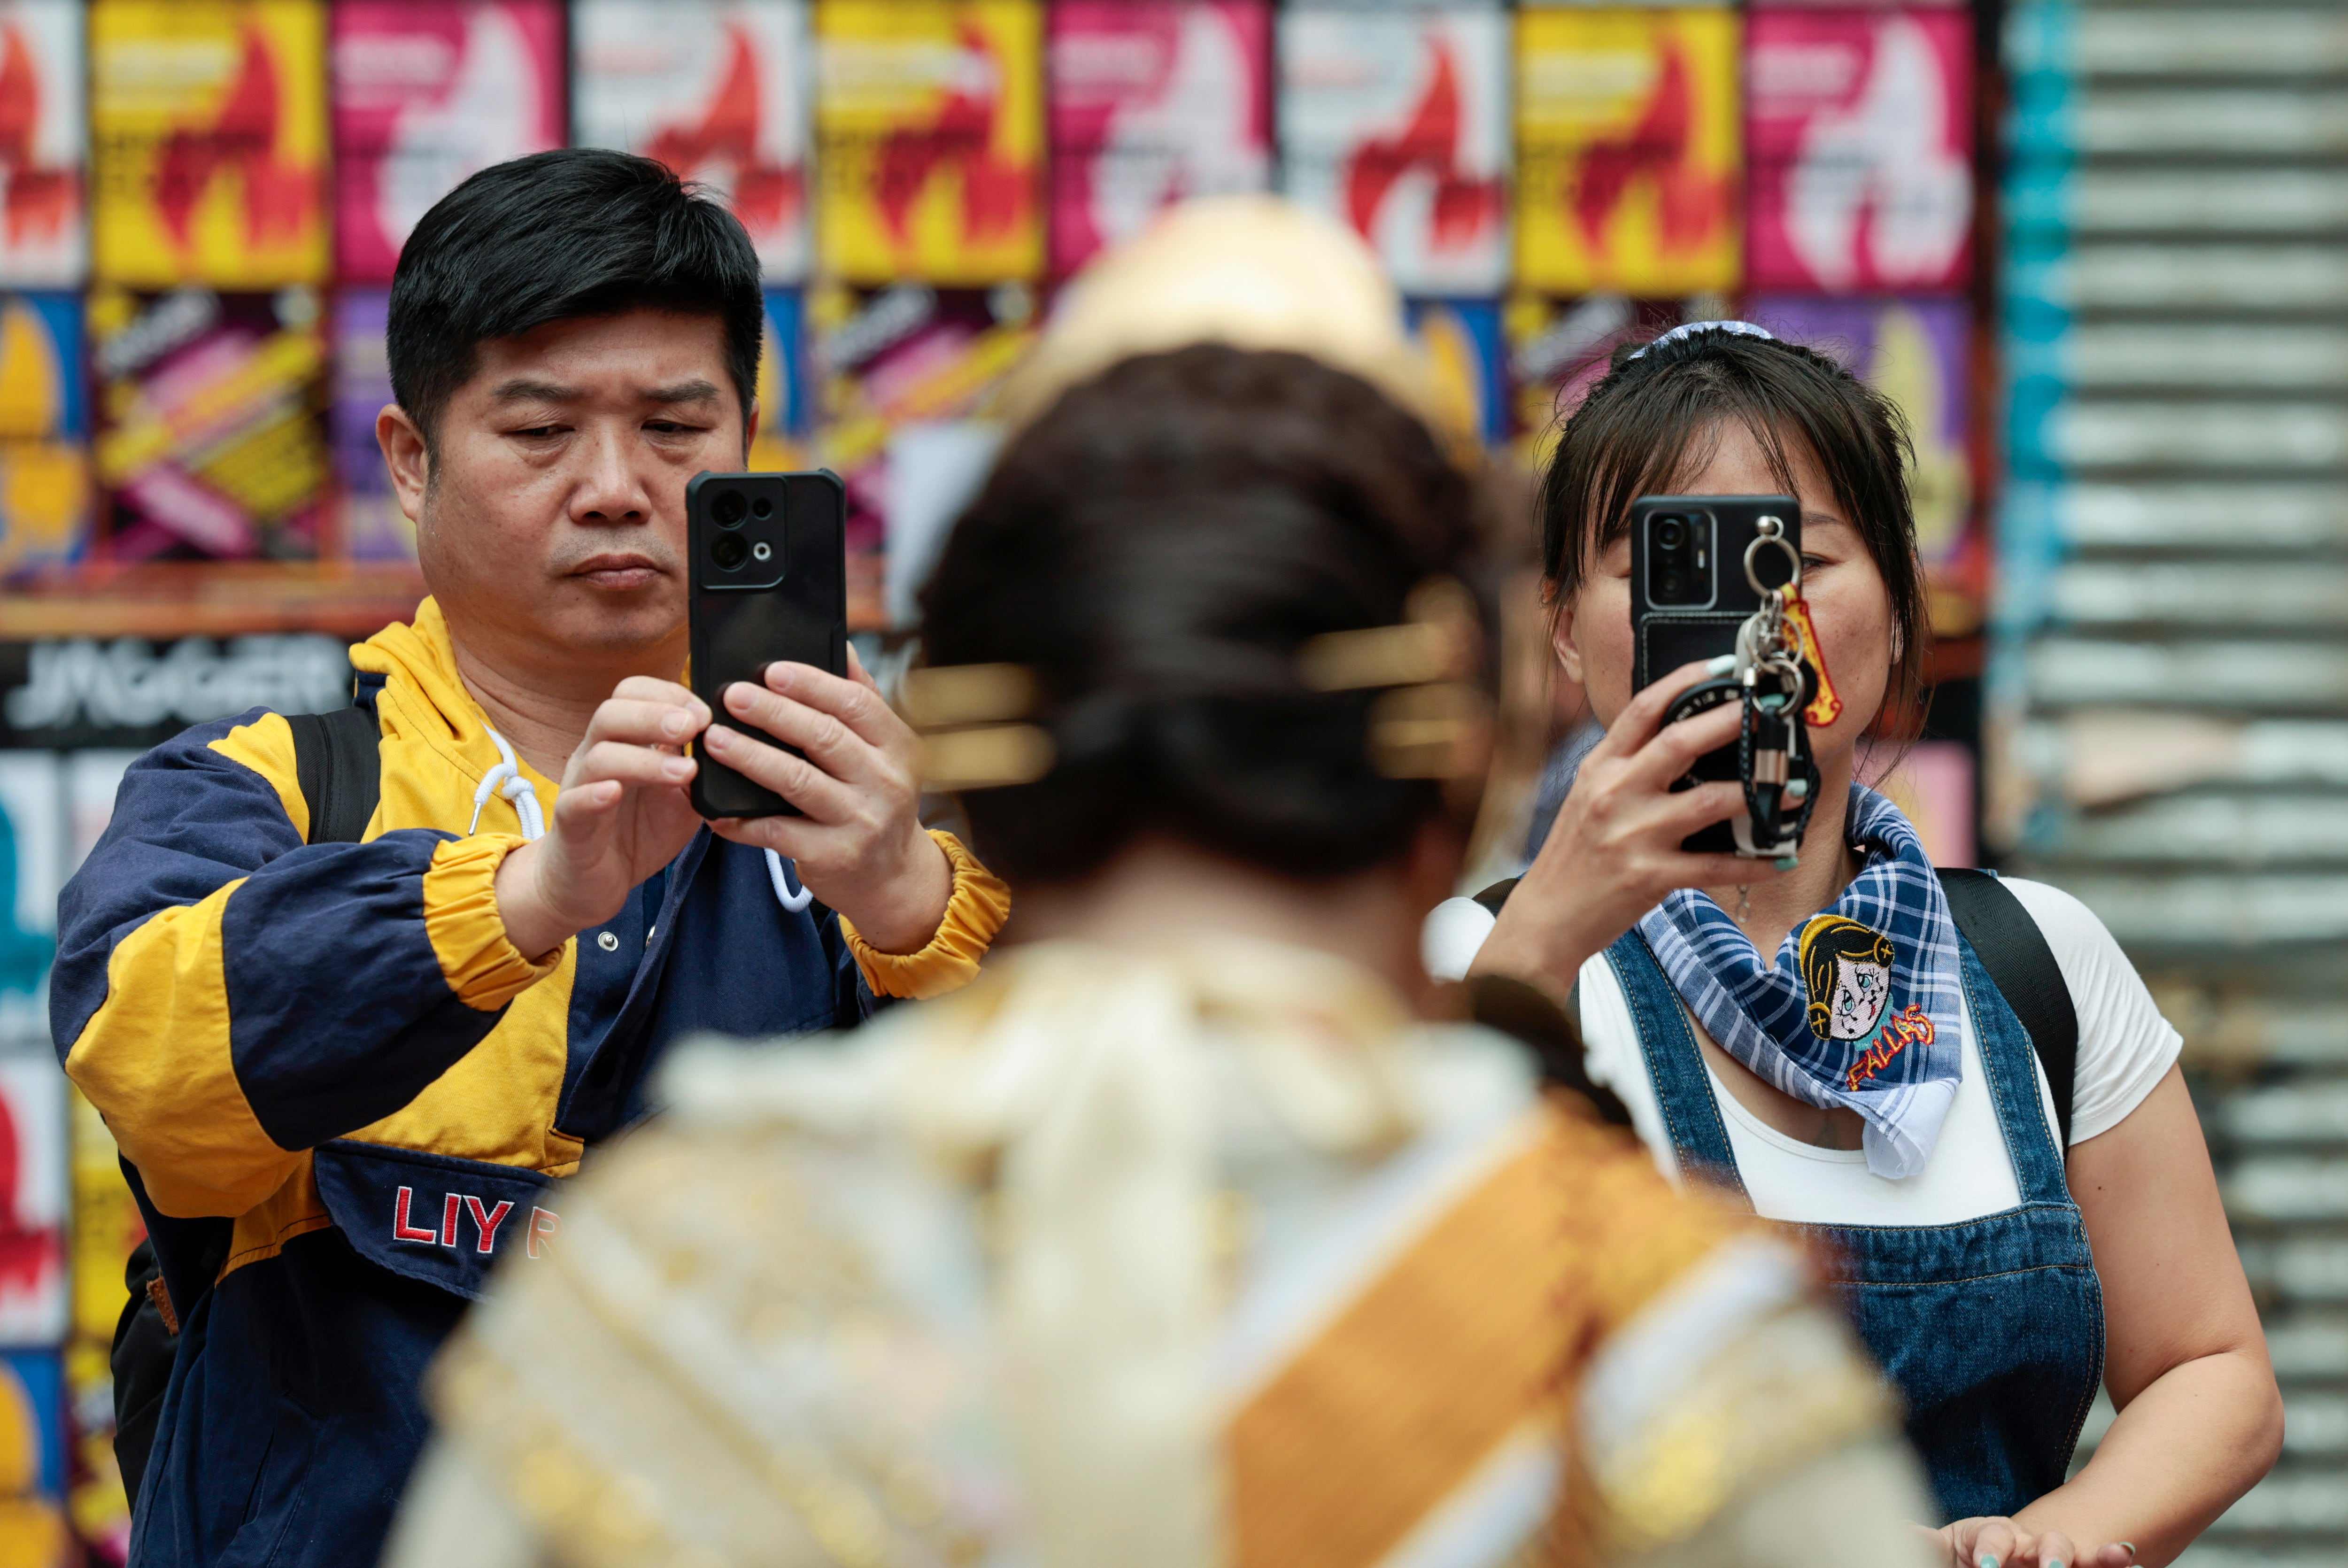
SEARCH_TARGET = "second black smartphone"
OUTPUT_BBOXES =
[1627,494,1805,854]
[686,469,849,819]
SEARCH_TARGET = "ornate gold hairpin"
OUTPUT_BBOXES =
[1301,578,1493,781]
[896,663,1057,792]
[898,579,1493,790]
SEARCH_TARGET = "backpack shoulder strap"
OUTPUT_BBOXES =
[1937,868,2078,1148]
[285,703,383,846]
[1472,877,1520,918]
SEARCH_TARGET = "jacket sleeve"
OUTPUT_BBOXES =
[53,710,558,1218]
[836,830,1010,1002]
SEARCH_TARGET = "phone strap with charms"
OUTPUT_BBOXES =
[1735,517,1825,862]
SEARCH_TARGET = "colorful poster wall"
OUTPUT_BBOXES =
[814,0,1044,286]
[0,0,87,287]
[1048,0,1271,277]
[91,286,329,562]
[574,0,813,283]
[0,1350,66,1563]
[748,288,809,471]
[1409,297,1508,448]
[332,1,566,284]
[1746,8,1972,294]
[1278,5,1510,297]
[1748,294,1979,629]
[329,289,409,561]
[89,0,330,289]
[0,1056,64,1346]
[811,281,1034,626]
[0,293,88,578]
[1515,7,1741,297]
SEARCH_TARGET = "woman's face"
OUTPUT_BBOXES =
[1556,419,1896,780]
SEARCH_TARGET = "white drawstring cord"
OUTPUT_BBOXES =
[467,727,547,842]
[764,848,814,912]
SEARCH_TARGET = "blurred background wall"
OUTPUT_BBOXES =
[0,0,2334,1562]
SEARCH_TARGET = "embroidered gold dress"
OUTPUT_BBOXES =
[389,940,1934,1568]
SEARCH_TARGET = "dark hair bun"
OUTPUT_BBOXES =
[919,344,1478,884]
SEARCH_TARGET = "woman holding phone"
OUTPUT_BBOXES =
[1454,323,2282,1568]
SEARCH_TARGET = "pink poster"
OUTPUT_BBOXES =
[1047,1,1271,276]
[1746,8,1972,294]
[1278,5,1509,296]
[0,1057,65,1346]
[332,2,567,284]
[0,0,85,287]
[573,0,812,283]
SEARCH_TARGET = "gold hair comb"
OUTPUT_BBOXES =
[896,663,1057,792]
[899,579,1492,790]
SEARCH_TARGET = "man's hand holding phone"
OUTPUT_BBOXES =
[491,653,952,962]
[702,649,953,956]
[1468,657,1792,999]
[493,677,711,961]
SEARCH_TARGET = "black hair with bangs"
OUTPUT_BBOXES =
[1539,327,1929,733]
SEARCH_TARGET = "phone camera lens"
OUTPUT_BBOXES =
[750,495,773,520]
[711,489,748,528]
[1658,570,1686,598]
[711,533,749,571]
[1655,518,1687,550]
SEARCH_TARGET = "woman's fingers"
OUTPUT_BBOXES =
[1588,656,1733,759]
[1619,698,1745,793]
[1958,1518,2023,1568]
[2030,1530,2078,1568]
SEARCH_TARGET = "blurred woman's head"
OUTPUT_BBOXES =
[1542,327,1928,775]
[919,343,1480,891]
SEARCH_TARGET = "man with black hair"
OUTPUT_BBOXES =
[53,149,1009,1568]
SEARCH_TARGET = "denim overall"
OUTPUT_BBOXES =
[1606,930,2106,1522]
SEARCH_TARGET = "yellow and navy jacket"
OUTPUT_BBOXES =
[51,599,1010,1568]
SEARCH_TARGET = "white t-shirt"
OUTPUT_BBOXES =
[1421,878,2182,1226]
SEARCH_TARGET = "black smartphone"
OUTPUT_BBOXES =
[686,469,849,819]
[1627,495,1806,855]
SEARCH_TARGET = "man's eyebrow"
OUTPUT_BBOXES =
[489,378,579,405]
[645,379,723,405]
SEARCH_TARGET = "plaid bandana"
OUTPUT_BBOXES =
[1639,785,1963,1178]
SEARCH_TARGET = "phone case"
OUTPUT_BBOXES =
[1628,494,1800,691]
[687,470,849,819]
[1626,495,1803,854]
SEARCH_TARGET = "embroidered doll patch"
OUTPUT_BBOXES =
[1799,914,1937,1091]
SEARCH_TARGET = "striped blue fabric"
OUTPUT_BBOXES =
[1639,785,1963,1178]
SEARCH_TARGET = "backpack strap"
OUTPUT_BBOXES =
[1938,868,2078,1148]
[1472,877,1519,918]
[286,703,383,845]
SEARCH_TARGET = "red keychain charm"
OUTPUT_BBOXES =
[1780,591,1841,728]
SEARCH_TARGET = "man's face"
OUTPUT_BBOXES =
[381,309,748,669]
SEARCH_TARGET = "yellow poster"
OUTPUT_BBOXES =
[814,0,1043,285]
[1515,8,1740,297]
[90,0,330,287]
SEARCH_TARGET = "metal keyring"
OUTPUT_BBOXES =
[1744,515,1803,599]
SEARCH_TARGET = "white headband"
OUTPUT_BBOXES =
[1630,319,1776,359]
